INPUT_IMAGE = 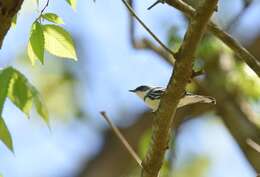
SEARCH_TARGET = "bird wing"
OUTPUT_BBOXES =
[144,87,165,101]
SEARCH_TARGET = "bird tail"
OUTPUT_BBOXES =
[178,94,216,108]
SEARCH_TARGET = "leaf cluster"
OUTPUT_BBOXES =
[0,67,49,152]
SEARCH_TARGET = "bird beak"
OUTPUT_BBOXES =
[129,90,135,92]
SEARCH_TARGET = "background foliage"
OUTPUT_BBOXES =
[0,0,259,177]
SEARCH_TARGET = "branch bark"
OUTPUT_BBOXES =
[165,0,260,77]
[141,1,218,176]
[75,104,214,177]
[0,0,24,48]
[124,0,175,64]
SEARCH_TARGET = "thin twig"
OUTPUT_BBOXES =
[247,138,260,153]
[122,0,176,58]
[128,0,175,64]
[36,0,50,21]
[40,0,50,15]
[147,0,164,10]
[165,0,260,77]
[100,111,142,168]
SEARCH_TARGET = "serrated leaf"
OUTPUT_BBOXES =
[42,24,77,60]
[42,13,64,24]
[0,67,49,151]
[8,71,33,117]
[28,22,45,65]
[0,67,13,115]
[0,117,13,152]
[66,0,77,10]
[5,67,49,123]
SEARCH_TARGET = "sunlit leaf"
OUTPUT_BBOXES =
[43,24,77,60]
[8,71,33,117]
[66,0,77,10]
[0,117,13,152]
[28,22,45,65]
[42,13,64,24]
[0,67,49,151]
[0,67,49,122]
[0,67,13,115]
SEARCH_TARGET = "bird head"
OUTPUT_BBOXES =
[129,85,151,98]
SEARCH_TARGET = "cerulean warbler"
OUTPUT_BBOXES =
[129,85,216,112]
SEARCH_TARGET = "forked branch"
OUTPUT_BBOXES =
[122,0,176,60]
[165,0,260,77]
[141,0,218,177]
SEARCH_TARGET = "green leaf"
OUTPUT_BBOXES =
[0,117,13,152]
[42,13,64,24]
[3,67,49,122]
[27,22,45,65]
[8,71,33,117]
[66,0,77,10]
[42,24,77,60]
[0,67,13,115]
[0,67,49,151]
[30,86,49,124]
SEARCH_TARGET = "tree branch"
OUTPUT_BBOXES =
[141,1,218,177]
[100,111,142,168]
[165,0,260,77]
[122,0,176,60]
[0,0,24,48]
[76,105,214,177]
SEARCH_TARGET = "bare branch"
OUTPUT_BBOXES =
[100,111,142,168]
[141,0,218,176]
[122,0,176,59]
[165,0,260,77]
[147,0,164,10]
[127,0,260,173]
[127,0,174,65]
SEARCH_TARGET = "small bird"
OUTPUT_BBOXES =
[129,85,216,112]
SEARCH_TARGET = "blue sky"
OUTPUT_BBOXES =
[0,0,259,177]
